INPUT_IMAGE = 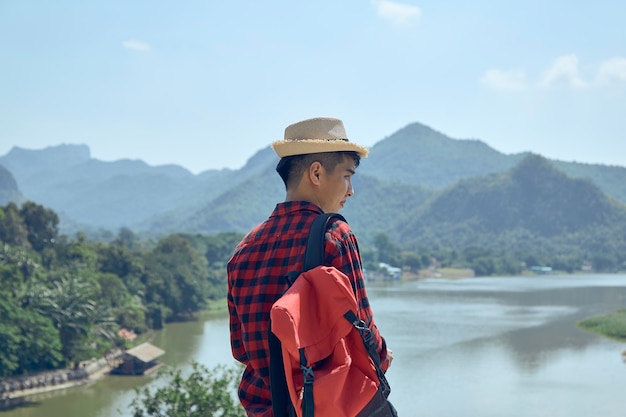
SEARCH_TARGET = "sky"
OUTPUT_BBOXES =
[1,1,625,174]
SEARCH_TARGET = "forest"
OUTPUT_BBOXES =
[0,201,242,378]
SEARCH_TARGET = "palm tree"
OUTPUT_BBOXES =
[32,273,117,361]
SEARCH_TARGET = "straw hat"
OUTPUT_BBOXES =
[272,117,369,158]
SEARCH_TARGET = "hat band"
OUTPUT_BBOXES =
[291,138,349,142]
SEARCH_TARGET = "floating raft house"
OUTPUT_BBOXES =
[112,342,165,376]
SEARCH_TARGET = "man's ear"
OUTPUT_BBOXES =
[309,161,322,185]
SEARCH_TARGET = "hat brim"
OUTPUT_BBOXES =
[272,139,369,158]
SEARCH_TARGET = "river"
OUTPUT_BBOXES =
[2,273,626,417]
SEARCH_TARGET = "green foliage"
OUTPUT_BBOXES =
[142,235,210,320]
[0,202,30,248]
[0,202,234,377]
[130,361,245,417]
[30,273,115,361]
[373,232,402,266]
[0,290,63,376]
[0,292,26,376]
[202,233,244,265]
[401,251,423,272]
[577,309,626,342]
[19,201,59,252]
[386,154,626,275]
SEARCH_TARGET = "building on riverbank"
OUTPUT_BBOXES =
[111,342,165,376]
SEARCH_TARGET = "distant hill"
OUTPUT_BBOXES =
[138,146,281,236]
[153,164,436,244]
[0,144,226,231]
[0,165,23,205]
[0,144,92,180]
[361,122,528,188]
[362,122,626,204]
[3,121,626,248]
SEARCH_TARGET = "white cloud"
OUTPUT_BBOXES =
[371,0,421,26]
[595,57,626,85]
[122,40,152,52]
[480,69,528,92]
[539,54,586,88]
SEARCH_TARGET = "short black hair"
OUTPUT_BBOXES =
[276,151,361,189]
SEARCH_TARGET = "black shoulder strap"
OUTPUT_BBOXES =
[269,212,347,417]
[303,212,346,271]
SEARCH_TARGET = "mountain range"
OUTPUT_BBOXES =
[2,121,626,254]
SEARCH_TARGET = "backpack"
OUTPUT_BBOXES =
[269,213,398,417]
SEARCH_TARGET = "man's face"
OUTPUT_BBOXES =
[317,156,356,213]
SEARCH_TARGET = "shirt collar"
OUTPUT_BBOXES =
[271,201,324,218]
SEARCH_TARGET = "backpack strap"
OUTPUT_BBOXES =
[303,212,346,271]
[269,212,346,417]
[343,310,392,398]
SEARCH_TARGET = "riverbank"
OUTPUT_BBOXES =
[1,299,229,406]
[0,349,123,405]
[401,267,475,280]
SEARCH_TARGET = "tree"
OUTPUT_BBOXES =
[0,244,42,295]
[203,232,243,265]
[0,202,29,248]
[590,253,618,272]
[401,251,422,272]
[130,361,245,417]
[97,272,147,334]
[0,291,63,376]
[19,201,59,252]
[471,257,496,276]
[99,244,139,278]
[373,231,401,266]
[31,273,116,361]
[0,292,27,376]
[113,227,140,249]
[142,235,209,320]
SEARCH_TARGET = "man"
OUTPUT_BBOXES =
[227,117,392,416]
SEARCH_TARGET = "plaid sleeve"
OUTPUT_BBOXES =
[325,219,391,370]
[227,253,247,364]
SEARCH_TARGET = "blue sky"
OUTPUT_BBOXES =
[1,1,625,174]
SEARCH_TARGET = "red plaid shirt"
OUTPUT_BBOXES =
[227,201,389,417]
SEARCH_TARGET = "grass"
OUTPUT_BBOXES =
[576,309,626,343]
[435,267,475,278]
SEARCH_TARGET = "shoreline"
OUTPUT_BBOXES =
[1,350,122,404]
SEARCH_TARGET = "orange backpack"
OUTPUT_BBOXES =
[269,213,397,417]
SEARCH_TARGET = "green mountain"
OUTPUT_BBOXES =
[361,122,527,188]
[362,122,626,204]
[395,154,626,256]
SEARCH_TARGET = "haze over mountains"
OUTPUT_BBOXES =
[2,121,626,254]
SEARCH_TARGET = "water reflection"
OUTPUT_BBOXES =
[369,274,626,417]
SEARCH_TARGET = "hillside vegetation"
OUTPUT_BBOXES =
[0,201,242,378]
